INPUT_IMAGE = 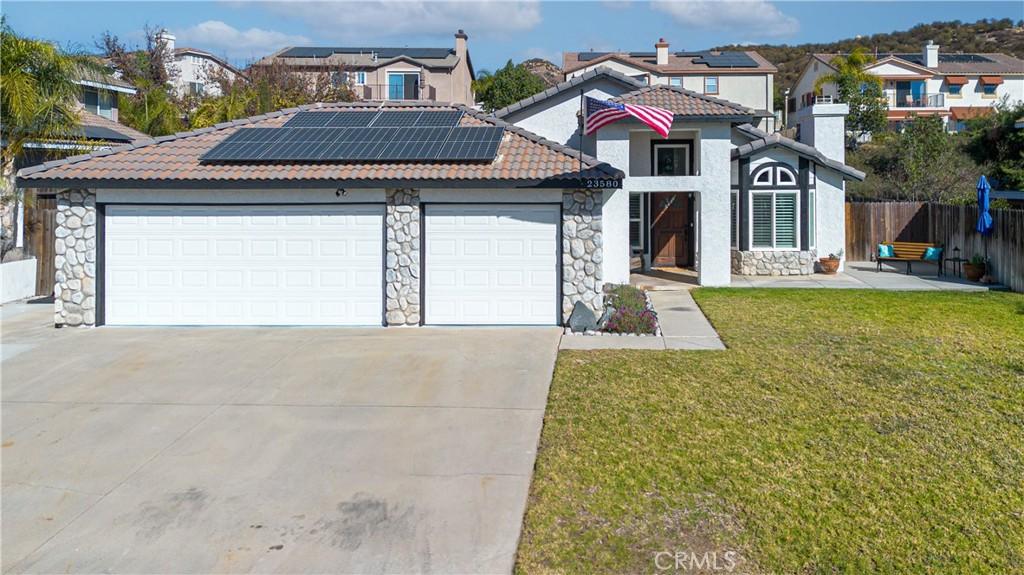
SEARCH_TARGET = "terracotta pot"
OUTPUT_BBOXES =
[818,257,840,274]
[964,263,986,282]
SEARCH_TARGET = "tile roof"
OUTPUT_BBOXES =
[17,102,622,188]
[815,52,1024,75]
[732,124,865,181]
[563,50,776,75]
[492,66,645,118]
[611,85,754,118]
[77,110,152,144]
[253,47,460,71]
[174,47,244,77]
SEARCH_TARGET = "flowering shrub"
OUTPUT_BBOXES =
[602,285,658,335]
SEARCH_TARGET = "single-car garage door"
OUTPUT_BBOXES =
[424,204,558,325]
[104,204,383,326]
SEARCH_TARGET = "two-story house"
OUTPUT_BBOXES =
[496,67,864,287]
[791,41,1024,131]
[251,30,475,105]
[563,40,778,132]
[155,30,243,98]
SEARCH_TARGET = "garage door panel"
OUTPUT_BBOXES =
[425,204,557,326]
[104,205,383,326]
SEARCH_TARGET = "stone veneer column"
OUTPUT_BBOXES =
[384,189,421,326]
[561,189,603,322]
[54,190,98,327]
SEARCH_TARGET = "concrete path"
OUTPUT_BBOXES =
[1,301,561,574]
[560,290,725,351]
[733,261,995,291]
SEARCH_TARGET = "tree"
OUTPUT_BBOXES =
[963,99,1024,190]
[814,47,886,143]
[189,60,355,128]
[474,60,545,112]
[0,19,87,259]
[97,27,183,136]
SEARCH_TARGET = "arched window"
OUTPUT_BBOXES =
[752,165,773,186]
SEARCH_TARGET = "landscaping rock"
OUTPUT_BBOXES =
[568,301,598,333]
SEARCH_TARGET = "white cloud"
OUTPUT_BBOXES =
[651,0,799,38]
[176,20,311,62]
[250,1,542,40]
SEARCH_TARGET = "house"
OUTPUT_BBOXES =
[790,41,1024,131]
[251,31,474,105]
[17,102,619,328]
[496,67,864,286]
[562,40,778,132]
[155,30,242,98]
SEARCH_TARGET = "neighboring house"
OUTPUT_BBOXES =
[562,40,778,132]
[156,30,242,98]
[496,67,864,287]
[17,102,620,328]
[74,66,136,123]
[791,41,1024,131]
[251,30,474,105]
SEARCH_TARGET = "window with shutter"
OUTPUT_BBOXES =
[752,194,773,248]
[629,193,643,251]
[730,191,738,248]
[774,193,797,248]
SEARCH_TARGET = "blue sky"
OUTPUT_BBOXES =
[3,1,1021,71]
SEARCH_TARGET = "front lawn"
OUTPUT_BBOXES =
[518,290,1024,574]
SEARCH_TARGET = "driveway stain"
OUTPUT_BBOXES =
[312,493,415,551]
[135,487,210,541]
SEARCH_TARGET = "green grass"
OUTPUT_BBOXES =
[517,290,1024,574]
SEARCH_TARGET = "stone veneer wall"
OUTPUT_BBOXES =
[562,189,603,321]
[54,190,98,327]
[731,249,817,276]
[385,189,421,326]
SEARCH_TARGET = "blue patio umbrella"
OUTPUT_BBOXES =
[976,175,994,269]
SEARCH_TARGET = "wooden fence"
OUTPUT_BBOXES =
[845,201,1024,292]
[24,195,57,297]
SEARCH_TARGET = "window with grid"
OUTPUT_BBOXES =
[751,192,798,249]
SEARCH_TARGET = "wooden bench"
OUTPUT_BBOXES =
[876,241,944,276]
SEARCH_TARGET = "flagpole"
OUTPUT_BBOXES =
[578,89,584,181]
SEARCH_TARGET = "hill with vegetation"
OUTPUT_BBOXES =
[714,18,1023,108]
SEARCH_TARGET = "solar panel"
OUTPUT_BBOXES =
[283,112,335,128]
[691,52,758,68]
[436,127,504,161]
[326,112,377,127]
[414,111,464,127]
[370,111,424,127]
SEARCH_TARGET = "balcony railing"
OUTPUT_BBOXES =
[890,93,945,108]
[353,83,438,102]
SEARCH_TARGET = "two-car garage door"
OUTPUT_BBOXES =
[103,203,559,326]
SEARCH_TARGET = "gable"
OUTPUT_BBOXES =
[864,58,933,78]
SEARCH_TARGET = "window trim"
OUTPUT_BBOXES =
[386,70,421,100]
[704,75,719,95]
[651,141,693,176]
[628,193,644,253]
[669,77,682,87]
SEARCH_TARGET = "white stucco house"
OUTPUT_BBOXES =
[156,30,242,98]
[791,41,1024,131]
[495,67,865,287]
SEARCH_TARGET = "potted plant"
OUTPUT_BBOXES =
[964,254,987,282]
[818,249,844,274]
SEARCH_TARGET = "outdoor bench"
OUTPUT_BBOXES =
[876,241,944,275]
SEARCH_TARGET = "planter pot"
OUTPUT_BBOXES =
[964,263,986,282]
[818,257,840,274]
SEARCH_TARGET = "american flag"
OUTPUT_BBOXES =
[583,96,674,137]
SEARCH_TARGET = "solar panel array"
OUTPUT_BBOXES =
[691,52,758,68]
[278,47,454,59]
[201,111,503,163]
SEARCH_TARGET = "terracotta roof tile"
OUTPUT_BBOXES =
[19,102,621,187]
[611,85,753,117]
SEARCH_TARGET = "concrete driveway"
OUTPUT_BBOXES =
[1,301,560,574]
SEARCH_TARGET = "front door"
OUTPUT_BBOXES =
[651,192,692,267]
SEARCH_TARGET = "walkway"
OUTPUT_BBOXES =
[559,290,726,351]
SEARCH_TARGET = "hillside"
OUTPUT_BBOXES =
[522,58,563,88]
[714,18,1024,109]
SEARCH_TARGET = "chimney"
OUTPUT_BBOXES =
[655,38,669,66]
[924,40,938,68]
[156,29,176,53]
[794,102,850,164]
[455,29,468,63]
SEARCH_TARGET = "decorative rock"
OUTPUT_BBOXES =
[384,189,421,326]
[568,301,598,333]
[53,190,97,327]
[731,249,817,276]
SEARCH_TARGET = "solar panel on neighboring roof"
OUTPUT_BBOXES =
[79,125,133,142]
[200,123,502,163]
[285,110,463,129]
[692,52,758,68]
[277,47,453,59]
[939,54,994,63]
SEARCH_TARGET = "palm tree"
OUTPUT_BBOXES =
[813,47,882,99]
[0,19,88,257]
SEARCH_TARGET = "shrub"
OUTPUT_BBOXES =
[602,285,658,335]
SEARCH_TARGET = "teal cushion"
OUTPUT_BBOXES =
[923,247,942,261]
[878,244,894,258]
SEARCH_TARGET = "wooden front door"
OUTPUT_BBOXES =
[651,192,692,267]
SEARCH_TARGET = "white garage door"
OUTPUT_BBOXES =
[424,204,558,325]
[104,204,383,326]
